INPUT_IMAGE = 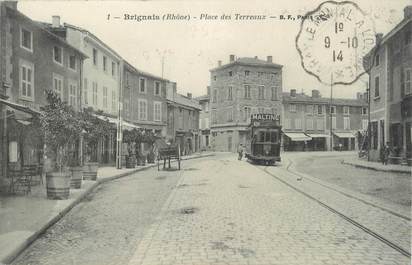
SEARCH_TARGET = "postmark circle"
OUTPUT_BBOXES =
[296,1,376,85]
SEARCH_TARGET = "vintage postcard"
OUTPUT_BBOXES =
[0,0,410,264]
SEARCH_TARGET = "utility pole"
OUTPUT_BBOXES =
[367,79,371,161]
[329,73,333,151]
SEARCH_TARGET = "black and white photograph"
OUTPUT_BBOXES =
[0,0,411,264]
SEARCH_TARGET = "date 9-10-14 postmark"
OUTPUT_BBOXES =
[296,1,376,85]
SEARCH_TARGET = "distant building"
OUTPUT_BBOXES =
[166,83,201,154]
[209,55,283,152]
[196,90,210,151]
[0,2,86,183]
[363,6,412,162]
[282,89,368,151]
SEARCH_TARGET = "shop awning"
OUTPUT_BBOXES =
[0,98,40,115]
[283,132,312,141]
[94,114,140,131]
[306,133,330,138]
[333,132,356,138]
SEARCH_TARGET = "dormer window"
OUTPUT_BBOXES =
[20,28,33,52]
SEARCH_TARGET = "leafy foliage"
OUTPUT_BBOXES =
[40,90,83,171]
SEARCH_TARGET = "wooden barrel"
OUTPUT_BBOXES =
[46,172,71,200]
[83,162,98,181]
[70,167,83,189]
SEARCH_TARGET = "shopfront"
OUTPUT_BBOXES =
[282,132,312,151]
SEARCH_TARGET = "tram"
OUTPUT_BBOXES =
[244,113,282,165]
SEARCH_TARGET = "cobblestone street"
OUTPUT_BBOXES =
[11,153,411,265]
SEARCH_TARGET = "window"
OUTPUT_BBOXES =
[69,55,76,70]
[405,69,411,95]
[284,119,291,129]
[245,70,250,76]
[244,85,251,99]
[20,61,34,100]
[371,121,378,150]
[69,82,77,107]
[103,56,107,72]
[270,72,277,80]
[205,117,209,128]
[362,107,367,115]
[362,119,368,130]
[332,116,337,129]
[330,105,336,114]
[154,101,162,121]
[154,81,161,96]
[289,104,297,112]
[343,106,350,115]
[111,90,117,112]
[229,71,232,77]
[123,98,129,117]
[138,99,147,120]
[227,86,233,100]
[211,109,217,124]
[258,85,265,100]
[244,107,251,121]
[306,119,313,130]
[405,30,411,45]
[213,89,217,103]
[374,76,380,98]
[53,46,63,65]
[317,105,323,115]
[93,49,98,66]
[53,73,63,99]
[271,86,277,100]
[20,28,32,52]
[258,107,264,114]
[83,78,88,105]
[139,78,146,93]
[316,119,324,130]
[112,62,116,76]
[103,86,108,109]
[375,54,380,66]
[205,102,209,112]
[306,105,313,114]
[227,108,233,122]
[344,117,350,130]
[295,119,302,130]
[92,82,98,106]
[258,72,264,77]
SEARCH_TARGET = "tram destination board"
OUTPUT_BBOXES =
[250,114,280,127]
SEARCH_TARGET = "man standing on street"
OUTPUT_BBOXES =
[237,144,244,161]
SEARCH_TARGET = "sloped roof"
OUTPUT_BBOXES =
[195,94,209,101]
[282,92,367,107]
[169,93,201,110]
[210,57,282,71]
[124,60,168,81]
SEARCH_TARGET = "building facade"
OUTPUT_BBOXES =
[44,18,123,164]
[196,92,210,151]
[166,84,201,155]
[363,6,412,162]
[0,2,85,185]
[282,89,368,151]
[209,55,283,152]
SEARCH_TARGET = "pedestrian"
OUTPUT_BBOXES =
[237,144,244,161]
[338,143,343,152]
[382,142,391,165]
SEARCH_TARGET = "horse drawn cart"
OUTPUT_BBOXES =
[156,139,181,171]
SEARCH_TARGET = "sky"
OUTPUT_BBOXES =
[19,0,410,99]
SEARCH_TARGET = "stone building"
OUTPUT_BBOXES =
[43,18,123,164]
[363,6,412,163]
[196,91,210,151]
[0,2,86,185]
[209,55,283,152]
[166,83,201,155]
[282,89,368,151]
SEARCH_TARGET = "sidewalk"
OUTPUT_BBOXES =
[0,152,213,265]
[342,157,411,174]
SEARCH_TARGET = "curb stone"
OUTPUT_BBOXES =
[341,160,411,174]
[1,153,214,265]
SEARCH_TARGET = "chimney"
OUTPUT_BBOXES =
[52,15,61,28]
[267,56,273,63]
[218,60,222,67]
[187,93,192,99]
[254,56,258,59]
[404,6,412,19]
[311,89,320,98]
[207,86,211,96]
[3,1,17,9]
[229,54,235,62]
[375,33,383,44]
[356,92,362,100]
[290,89,296,97]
